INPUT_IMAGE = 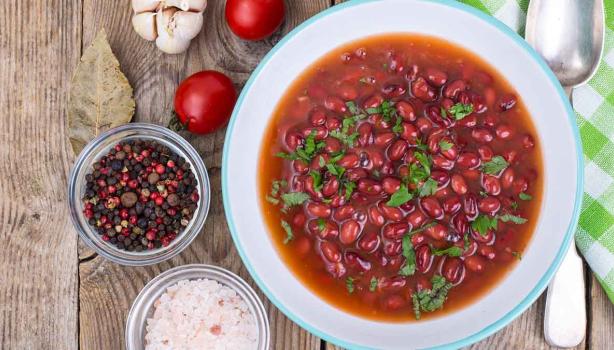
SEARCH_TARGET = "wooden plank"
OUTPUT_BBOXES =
[78,1,330,349]
[588,274,614,349]
[0,0,81,348]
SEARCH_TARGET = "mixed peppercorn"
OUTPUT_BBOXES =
[82,139,199,251]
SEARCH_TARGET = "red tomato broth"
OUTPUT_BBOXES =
[258,34,542,321]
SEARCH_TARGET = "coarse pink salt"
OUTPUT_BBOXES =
[145,278,258,349]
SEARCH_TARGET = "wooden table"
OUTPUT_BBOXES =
[1,1,612,349]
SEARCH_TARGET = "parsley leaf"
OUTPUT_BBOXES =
[448,103,474,120]
[519,192,533,201]
[276,130,323,162]
[463,233,470,251]
[346,277,355,293]
[498,213,527,224]
[512,251,522,260]
[414,152,431,175]
[412,275,453,319]
[431,246,463,257]
[281,192,310,207]
[365,100,396,122]
[328,152,345,164]
[317,218,326,231]
[326,163,346,178]
[415,138,428,152]
[369,277,378,292]
[387,184,413,207]
[271,180,286,196]
[343,181,356,200]
[438,140,453,151]
[419,178,438,197]
[330,130,360,148]
[281,220,293,244]
[440,107,448,119]
[399,234,416,276]
[265,195,279,205]
[471,214,498,236]
[345,101,360,115]
[392,116,404,134]
[310,171,323,192]
[407,222,437,235]
[510,201,519,211]
[481,156,509,175]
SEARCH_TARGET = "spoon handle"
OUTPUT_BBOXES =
[544,240,586,347]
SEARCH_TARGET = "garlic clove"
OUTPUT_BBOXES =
[156,35,191,54]
[132,0,161,14]
[132,12,158,41]
[155,8,191,54]
[163,0,207,12]
[170,11,204,41]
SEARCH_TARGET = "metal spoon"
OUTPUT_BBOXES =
[525,0,604,347]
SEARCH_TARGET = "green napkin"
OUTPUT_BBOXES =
[459,0,614,303]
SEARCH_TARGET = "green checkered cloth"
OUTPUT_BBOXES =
[459,0,614,303]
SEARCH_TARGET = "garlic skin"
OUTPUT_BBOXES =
[132,12,157,41]
[131,0,206,54]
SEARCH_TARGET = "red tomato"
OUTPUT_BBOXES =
[173,71,237,134]
[225,0,285,41]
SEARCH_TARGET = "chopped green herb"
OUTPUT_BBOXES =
[275,151,301,161]
[317,218,326,231]
[343,181,356,200]
[271,180,286,197]
[392,116,403,134]
[345,101,360,115]
[359,77,369,84]
[438,139,453,151]
[387,184,413,207]
[275,130,323,162]
[328,152,345,164]
[407,222,437,235]
[498,213,527,224]
[512,251,522,260]
[310,171,323,192]
[318,155,326,167]
[479,190,488,197]
[411,275,453,320]
[408,162,430,185]
[448,103,473,120]
[415,138,428,152]
[365,100,396,122]
[326,163,346,178]
[481,156,509,175]
[399,234,416,276]
[369,277,378,292]
[510,202,519,211]
[330,130,360,148]
[414,152,431,175]
[519,192,533,201]
[431,246,463,257]
[303,130,318,155]
[265,195,279,205]
[281,220,293,244]
[419,178,438,197]
[463,233,470,251]
[440,107,448,119]
[281,192,310,207]
[346,277,356,293]
[471,214,498,236]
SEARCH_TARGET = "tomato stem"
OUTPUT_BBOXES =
[167,111,187,132]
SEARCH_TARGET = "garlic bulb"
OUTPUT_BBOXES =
[131,0,207,54]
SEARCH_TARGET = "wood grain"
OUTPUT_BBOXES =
[588,274,614,349]
[0,0,81,348]
[78,1,329,349]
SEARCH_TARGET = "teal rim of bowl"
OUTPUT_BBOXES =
[221,1,584,349]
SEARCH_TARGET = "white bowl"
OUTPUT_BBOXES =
[222,0,583,349]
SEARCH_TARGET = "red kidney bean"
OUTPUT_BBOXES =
[471,92,487,113]
[333,205,355,221]
[326,116,341,130]
[374,132,396,147]
[387,139,409,161]
[415,116,433,134]
[344,251,371,271]
[411,77,437,102]
[382,177,401,194]
[442,195,462,214]
[456,114,477,128]
[372,114,392,130]
[465,255,486,272]
[498,94,517,111]
[324,137,342,153]
[358,231,380,253]
[309,108,327,126]
[378,276,407,291]
[462,194,478,220]
[310,154,328,170]
[303,176,322,200]
[426,105,445,125]
[523,134,535,149]
[322,178,340,197]
[309,219,338,240]
[495,124,514,140]
[285,131,303,151]
[441,258,465,284]
[378,203,404,222]
[306,202,331,218]
[338,153,360,168]
[456,152,481,169]
[368,206,386,226]
[400,122,419,142]
[425,67,448,87]
[501,168,515,189]
[405,63,419,81]
[463,240,478,258]
[358,178,383,195]
[382,295,406,311]
[425,223,447,240]
[382,222,409,240]
[482,175,502,195]
[432,155,455,170]
[463,169,480,181]
[512,177,529,195]
[400,201,416,212]
[456,91,471,105]
[483,113,499,127]
[383,239,403,256]
[320,241,341,262]
[443,79,467,99]
[450,174,468,195]
[411,233,427,247]
[427,131,443,153]
[430,170,450,187]
[363,94,383,109]
[415,276,432,292]
[450,213,469,235]
[302,126,328,140]
[325,261,346,278]
[324,96,347,113]
[502,149,518,165]
[329,194,347,208]
[471,128,494,143]
[420,197,443,219]
[478,245,496,260]
[340,219,362,245]
[292,175,306,192]
[346,168,368,181]
[338,82,358,100]
[435,187,451,199]
[353,209,367,223]
[470,226,494,244]
[382,83,406,98]
[478,196,501,215]
[293,160,309,174]
[381,160,394,176]
[366,150,384,169]
[357,123,374,147]
[477,145,494,162]
[407,209,428,227]
[415,244,433,273]
[293,213,306,228]
[440,138,458,160]
[396,100,416,121]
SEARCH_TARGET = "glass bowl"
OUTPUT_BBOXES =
[125,264,270,350]
[68,123,211,266]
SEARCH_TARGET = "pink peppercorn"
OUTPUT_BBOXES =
[155,164,166,174]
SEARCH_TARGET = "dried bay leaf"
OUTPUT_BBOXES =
[68,29,135,154]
